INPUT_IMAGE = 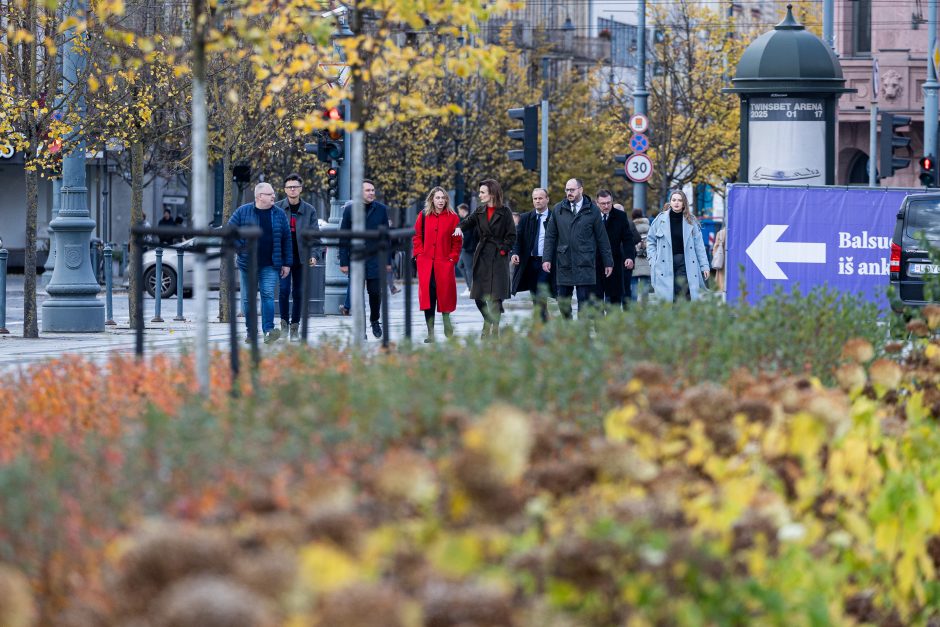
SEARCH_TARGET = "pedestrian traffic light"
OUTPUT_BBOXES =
[316,106,345,163]
[879,112,912,179]
[507,105,538,171]
[327,166,338,197]
[614,154,628,180]
[920,155,936,187]
[232,163,251,184]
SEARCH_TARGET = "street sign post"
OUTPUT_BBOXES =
[625,153,653,182]
[629,133,649,153]
[629,113,649,134]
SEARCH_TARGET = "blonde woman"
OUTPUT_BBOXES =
[413,187,462,342]
[647,190,709,301]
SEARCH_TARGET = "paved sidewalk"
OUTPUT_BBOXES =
[0,275,534,369]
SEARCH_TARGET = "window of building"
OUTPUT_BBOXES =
[598,17,637,68]
[852,0,872,56]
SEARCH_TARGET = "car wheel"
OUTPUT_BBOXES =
[143,266,177,298]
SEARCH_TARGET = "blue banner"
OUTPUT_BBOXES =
[726,185,919,308]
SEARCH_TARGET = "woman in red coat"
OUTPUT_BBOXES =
[413,187,463,342]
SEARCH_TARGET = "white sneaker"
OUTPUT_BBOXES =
[461,289,471,297]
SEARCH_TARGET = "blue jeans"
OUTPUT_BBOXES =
[279,264,303,324]
[240,265,279,334]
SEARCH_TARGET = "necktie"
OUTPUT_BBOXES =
[532,213,542,257]
[603,214,607,224]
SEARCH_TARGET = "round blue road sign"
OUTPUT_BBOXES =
[630,133,649,153]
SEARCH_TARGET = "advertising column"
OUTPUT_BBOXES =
[747,97,826,185]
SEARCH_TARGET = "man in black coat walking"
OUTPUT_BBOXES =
[594,190,639,312]
[275,173,324,341]
[511,188,555,322]
[339,179,392,339]
[542,178,613,319]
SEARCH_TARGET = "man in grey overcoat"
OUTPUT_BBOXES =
[542,178,613,319]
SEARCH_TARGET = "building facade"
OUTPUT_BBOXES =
[836,0,930,187]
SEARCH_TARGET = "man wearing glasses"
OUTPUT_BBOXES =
[542,178,613,319]
[228,182,293,344]
[275,173,324,341]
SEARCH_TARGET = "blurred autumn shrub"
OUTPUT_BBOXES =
[0,289,906,625]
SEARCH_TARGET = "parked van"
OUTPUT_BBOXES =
[890,192,940,311]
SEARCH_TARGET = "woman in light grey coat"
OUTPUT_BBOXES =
[647,190,709,301]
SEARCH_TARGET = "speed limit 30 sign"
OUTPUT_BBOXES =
[625,153,653,183]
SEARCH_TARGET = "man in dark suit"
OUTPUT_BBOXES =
[511,188,555,321]
[594,189,639,312]
[340,179,392,339]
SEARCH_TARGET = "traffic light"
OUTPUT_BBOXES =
[879,112,912,179]
[232,163,251,183]
[507,105,538,171]
[316,106,345,163]
[327,166,338,197]
[920,155,936,187]
[614,154,628,179]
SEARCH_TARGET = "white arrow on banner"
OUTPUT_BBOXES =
[745,224,826,280]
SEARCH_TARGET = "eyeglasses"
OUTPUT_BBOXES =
[565,188,580,192]
[285,186,302,190]
[258,192,275,196]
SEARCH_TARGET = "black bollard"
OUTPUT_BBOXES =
[174,247,185,321]
[104,244,115,325]
[152,248,164,323]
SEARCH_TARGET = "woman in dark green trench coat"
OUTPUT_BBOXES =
[457,179,516,338]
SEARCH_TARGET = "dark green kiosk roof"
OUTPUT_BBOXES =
[725,4,853,95]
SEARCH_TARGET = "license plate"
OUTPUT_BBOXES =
[909,263,940,275]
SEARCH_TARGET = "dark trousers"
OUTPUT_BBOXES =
[673,253,691,301]
[595,267,624,312]
[424,269,438,322]
[557,284,594,319]
[279,263,303,324]
[366,278,382,322]
[344,277,383,322]
[525,256,551,321]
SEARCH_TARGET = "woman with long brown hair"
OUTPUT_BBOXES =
[457,179,516,337]
[647,190,710,301]
[413,187,462,342]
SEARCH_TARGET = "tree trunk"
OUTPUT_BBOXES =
[218,148,234,321]
[23,153,39,338]
[128,139,144,329]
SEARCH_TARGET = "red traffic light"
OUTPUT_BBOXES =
[327,168,337,177]
[921,156,934,170]
[323,106,344,141]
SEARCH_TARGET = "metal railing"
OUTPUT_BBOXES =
[130,224,248,385]
[128,223,417,387]
[299,225,416,349]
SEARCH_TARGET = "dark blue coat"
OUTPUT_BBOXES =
[339,200,392,280]
[228,202,293,271]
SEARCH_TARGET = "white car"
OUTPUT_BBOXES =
[142,236,226,298]
[141,219,329,298]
